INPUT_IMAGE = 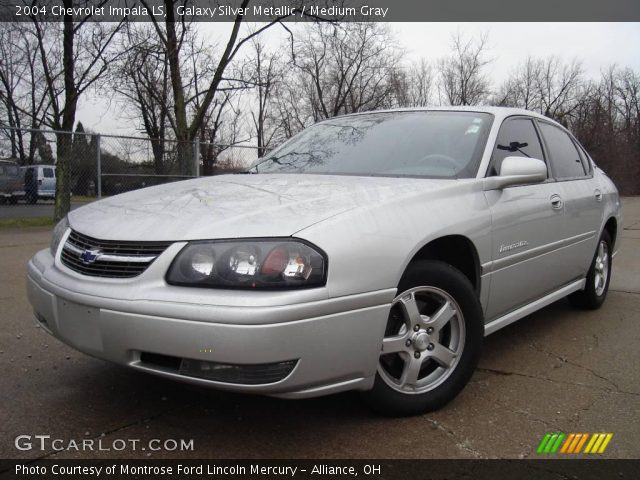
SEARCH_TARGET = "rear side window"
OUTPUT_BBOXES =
[538,122,586,179]
[490,118,545,176]
[6,165,18,176]
[43,168,54,178]
[575,143,592,175]
[0,166,4,175]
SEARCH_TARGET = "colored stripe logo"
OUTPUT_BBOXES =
[537,433,613,454]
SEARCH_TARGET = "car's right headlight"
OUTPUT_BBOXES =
[50,216,69,256]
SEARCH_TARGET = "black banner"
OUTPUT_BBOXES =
[1,459,640,480]
[1,0,640,22]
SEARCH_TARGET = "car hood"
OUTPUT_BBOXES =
[68,174,453,241]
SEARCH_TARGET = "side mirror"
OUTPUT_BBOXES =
[483,156,547,191]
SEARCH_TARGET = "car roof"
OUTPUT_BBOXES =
[0,159,19,165]
[334,106,563,127]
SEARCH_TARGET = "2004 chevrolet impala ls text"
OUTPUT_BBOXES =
[27,107,621,416]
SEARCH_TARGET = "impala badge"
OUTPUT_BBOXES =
[499,240,529,254]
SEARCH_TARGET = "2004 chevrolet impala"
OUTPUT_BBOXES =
[27,107,621,415]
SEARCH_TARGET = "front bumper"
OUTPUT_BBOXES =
[27,249,394,398]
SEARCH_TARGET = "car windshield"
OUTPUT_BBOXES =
[250,111,492,178]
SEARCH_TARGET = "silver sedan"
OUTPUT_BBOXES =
[27,107,621,415]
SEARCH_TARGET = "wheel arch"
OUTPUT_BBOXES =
[603,216,618,250]
[404,235,481,296]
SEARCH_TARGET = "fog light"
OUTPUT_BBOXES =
[179,358,297,385]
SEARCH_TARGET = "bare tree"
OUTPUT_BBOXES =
[110,24,173,174]
[0,23,52,163]
[198,91,246,175]
[0,25,29,159]
[614,67,640,146]
[495,55,583,125]
[392,59,434,107]
[438,32,491,106]
[139,0,301,175]
[288,23,402,122]
[246,38,282,157]
[28,4,123,220]
[494,56,542,110]
[536,57,583,122]
[561,65,640,194]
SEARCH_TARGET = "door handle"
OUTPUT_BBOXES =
[550,194,563,210]
[594,189,603,202]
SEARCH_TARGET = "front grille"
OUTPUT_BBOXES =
[139,352,298,385]
[60,230,171,278]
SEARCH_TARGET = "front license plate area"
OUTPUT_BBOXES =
[56,298,103,352]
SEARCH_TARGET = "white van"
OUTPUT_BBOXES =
[23,164,56,203]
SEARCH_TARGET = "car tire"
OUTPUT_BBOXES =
[362,260,483,416]
[27,193,37,204]
[568,230,612,310]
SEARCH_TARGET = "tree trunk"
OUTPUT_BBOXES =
[151,138,165,175]
[54,132,72,220]
[53,9,77,221]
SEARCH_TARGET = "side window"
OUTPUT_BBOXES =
[490,118,545,176]
[0,166,5,175]
[538,123,586,179]
[43,168,54,178]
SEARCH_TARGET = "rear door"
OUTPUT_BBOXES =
[484,117,568,320]
[41,167,56,196]
[536,121,602,279]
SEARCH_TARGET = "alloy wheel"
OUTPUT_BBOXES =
[594,240,609,296]
[378,286,466,394]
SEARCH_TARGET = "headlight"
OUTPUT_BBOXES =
[50,216,69,256]
[166,239,327,289]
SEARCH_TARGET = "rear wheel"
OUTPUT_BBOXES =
[569,230,612,310]
[363,260,483,416]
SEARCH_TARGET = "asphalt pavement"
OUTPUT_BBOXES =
[0,201,85,220]
[0,198,638,460]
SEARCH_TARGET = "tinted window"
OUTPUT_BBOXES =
[6,165,18,176]
[575,143,592,175]
[0,166,4,175]
[251,111,492,178]
[490,118,545,176]
[43,168,54,178]
[538,123,586,179]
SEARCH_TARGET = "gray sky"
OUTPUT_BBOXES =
[76,22,640,136]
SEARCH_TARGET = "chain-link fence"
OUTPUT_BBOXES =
[0,126,260,205]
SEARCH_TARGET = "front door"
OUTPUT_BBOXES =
[484,117,567,320]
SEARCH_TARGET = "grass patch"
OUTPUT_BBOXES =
[0,217,54,229]
[71,195,97,203]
